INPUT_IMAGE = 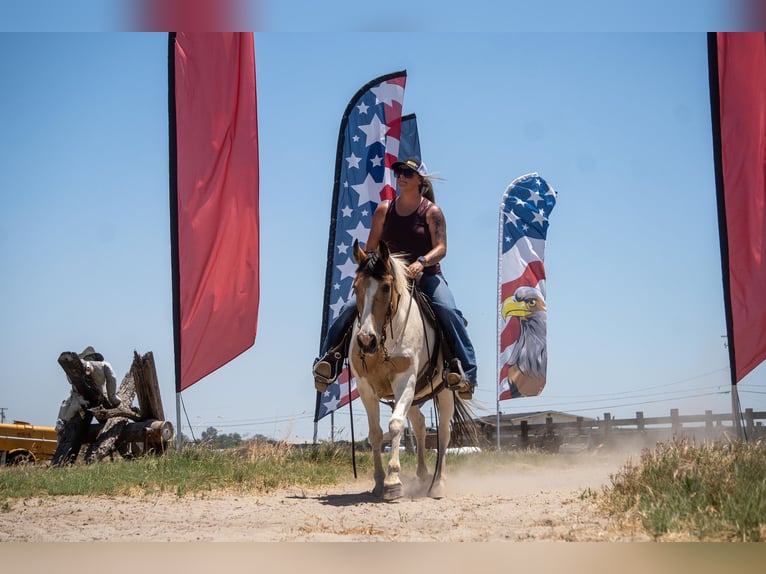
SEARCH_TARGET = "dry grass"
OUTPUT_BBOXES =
[600,436,766,541]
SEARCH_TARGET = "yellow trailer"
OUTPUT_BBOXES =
[0,420,58,465]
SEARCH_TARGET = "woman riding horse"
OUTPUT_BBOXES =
[313,158,477,399]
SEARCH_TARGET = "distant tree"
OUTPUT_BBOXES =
[216,432,242,449]
[201,427,218,443]
[198,427,243,449]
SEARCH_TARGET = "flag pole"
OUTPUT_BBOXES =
[167,32,184,452]
[496,194,503,451]
[707,32,743,440]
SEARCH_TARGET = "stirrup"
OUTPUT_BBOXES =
[444,358,469,391]
[313,362,332,392]
[313,353,342,392]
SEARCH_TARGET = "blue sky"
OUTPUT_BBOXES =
[1,28,764,442]
[0,1,742,32]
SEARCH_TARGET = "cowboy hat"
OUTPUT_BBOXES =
[78,346,104,361]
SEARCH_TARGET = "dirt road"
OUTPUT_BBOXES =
[0,451,649,542]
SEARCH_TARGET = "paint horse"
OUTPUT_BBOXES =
[349,239,475,500]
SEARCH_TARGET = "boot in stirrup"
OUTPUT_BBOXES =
[445,358,473,399]
[313,352,343,392]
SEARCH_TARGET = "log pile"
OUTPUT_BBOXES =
[52,351,173,465]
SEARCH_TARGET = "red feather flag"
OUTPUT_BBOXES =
[169,33,260,391]
[711,33,766,383]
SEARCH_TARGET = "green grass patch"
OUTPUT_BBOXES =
[0,442,364,500]
[0,442,565,502]
[600,437,766,541]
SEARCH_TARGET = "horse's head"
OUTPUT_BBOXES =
[352,239,405,355]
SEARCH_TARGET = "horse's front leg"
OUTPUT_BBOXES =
[383,372,417,501]
[430,390,455,499]
[357,382,385,498]
[407,404,429,485]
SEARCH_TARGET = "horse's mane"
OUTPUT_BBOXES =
[357,249,410,298]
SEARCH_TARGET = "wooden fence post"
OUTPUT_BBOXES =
[745,408,754,438]
[603,412,612,444]
[636,411,644,432]
[520,420,529,449]
[671,408,680,435]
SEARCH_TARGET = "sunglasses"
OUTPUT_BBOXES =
[394,167,417,179]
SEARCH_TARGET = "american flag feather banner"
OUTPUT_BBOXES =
[497,173,556,401]
[313,71,417,422]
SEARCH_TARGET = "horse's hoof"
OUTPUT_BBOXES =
[428,483,446,499]
[383,483,403,501]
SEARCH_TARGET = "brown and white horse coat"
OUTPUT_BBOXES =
[350,239,473,500]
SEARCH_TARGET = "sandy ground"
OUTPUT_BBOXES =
[0,450,652,542]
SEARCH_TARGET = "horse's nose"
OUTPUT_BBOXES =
[357,332,377,354]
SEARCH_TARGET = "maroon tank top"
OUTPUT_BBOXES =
[381,197,441,275]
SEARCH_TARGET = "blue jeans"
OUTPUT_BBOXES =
[320,273,478,387]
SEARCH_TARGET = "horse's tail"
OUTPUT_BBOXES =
[451,396,482,448]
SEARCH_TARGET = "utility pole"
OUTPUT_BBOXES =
[0,407,6,423]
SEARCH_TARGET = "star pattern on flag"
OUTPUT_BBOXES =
[351,173,386,208]
[358,114,390,147]
[501,174,557,255]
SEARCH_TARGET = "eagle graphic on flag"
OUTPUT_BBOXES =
[498,173,557,400]
[314,71,420,422]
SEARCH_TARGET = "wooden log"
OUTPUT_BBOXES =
[51,413,93,466]
[131,351,165,421]
[116,367,137,405]
[84,417,130,463]
[123,420,174,442]
[88,404,143,422]
[79,419,173,459]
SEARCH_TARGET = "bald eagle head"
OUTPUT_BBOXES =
[502,286,547,379]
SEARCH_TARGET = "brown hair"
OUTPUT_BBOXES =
[419,175,435,202]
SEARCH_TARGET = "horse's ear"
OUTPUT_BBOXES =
[353,239,366,264]
[378,240,390,262]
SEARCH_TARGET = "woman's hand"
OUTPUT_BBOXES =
[406,260,425,279]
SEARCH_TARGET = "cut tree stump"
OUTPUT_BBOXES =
[131,351,164,421]
[53,350,173,465]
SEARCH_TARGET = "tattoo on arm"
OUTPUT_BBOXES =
[429,207,447,257]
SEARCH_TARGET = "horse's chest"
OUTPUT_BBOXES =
[351,352,411,400]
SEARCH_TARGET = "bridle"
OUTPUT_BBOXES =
[353,255,415,370]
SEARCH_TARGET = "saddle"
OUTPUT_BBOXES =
[408,281,450,406]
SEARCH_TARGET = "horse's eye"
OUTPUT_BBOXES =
[381,284,391,294]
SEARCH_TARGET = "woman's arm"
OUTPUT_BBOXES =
[423,203,447,266]
[364,200,389,252]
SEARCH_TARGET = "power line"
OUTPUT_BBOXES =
[540,367,730,400]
